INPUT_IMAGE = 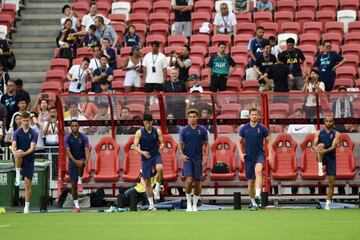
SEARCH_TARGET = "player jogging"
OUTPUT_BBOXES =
[64,119,90,212]
[180,109,209,212]
[12,112,38,214]
[134,114,164,211]
[237,108,273,210]
[313,115,340,210]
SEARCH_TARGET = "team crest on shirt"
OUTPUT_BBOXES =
[79,139,82,144]
[198,130,201,135]
[258,128,260,134]
[153,134,156,139]
[330,134,333,139]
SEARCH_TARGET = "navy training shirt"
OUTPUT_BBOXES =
[239,123,268,157]
[179,125,208,161]
[139,127,160,160]
[318,129,337,159]
[13,128,38,159]
[64,133,89,160]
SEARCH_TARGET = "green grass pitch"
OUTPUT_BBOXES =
[1,209,359,240]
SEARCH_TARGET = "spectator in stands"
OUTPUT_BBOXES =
[166,113,181,134]
[93,55,114,93]
[256,0,273,11]
[82,25,99,48]
[43,106,58,147]
[142,41,168,102]
[67,57,92,94]
[345,124,358,133]
[99,78,114,94]
[269,36,282,59]
[169,45,192,88]
[315,40,346,92]
[91,102,110,135]
[302,69,324,118]
[94,16,117,48]
[61,4,80,31]
[101,38,116,70]
[1,79,17,129]
[280,38,306,90]
[36,98,50,131]
[6,113,21,144]
[117,107,134,135]
[233,0,250,12]
[201,107,215,133]
[208,42,237,92]
[81,2,110,31]
[0,62,9,97]
[14,80,30,108]
[89,46,108,72]
[0,38,11,70]
[78,96,98,120]
[254,41,277,91]
[64,101,89,135]
[0,102,6,142]
[213,2,237,35]
[123,25,142,48]
[9,99,29,128]
[248,26,267,68]
[163,68,187,93]
[332,86,353,132]
[57,19,78,61]
[30,112,45,151]
[123,45,142,93]
[172,0,193,38]
[189,74,204,93]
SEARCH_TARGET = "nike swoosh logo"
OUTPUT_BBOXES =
[295,127,304,131]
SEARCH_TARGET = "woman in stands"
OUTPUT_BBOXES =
[6,113,21,144]
[302,68,325,118]
[123,45,142,93]
[123,25,141,48]
[57,19,78,61]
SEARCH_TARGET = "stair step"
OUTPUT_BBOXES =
[22,14,62,20]
[26,2,70,9]
[13,48,54,55]
[15,54,54,60]
[21,19,60,25]
[10,72,45,80]
[16,24,60,31]
[15,60,50,72]
[13,36,55,43]
[15,30,59,37]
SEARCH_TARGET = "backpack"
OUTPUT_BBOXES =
[212,161,230,174]
[89,188,105,207]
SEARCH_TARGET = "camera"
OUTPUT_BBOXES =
[170,50,175,55]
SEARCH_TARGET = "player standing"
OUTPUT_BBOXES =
[180,109,209,212]
[134,114,164,211]
[64,120,90,212]
[12,112,38,213]
[313,115,340,210]
[237,108,273,210]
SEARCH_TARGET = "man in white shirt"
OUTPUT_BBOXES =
[64,101,89,134]
[142,41,168,93]
[43,107,59,146]
[287,108,316,134]
[89,46,108,72]
[269,36,282,59]
[213,2,237,35]
[81,2,110,31]
[61,5,80,31]
[67,57,92,94]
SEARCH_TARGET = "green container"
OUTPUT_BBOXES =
[31,163,50,208]
[0,162,15,207]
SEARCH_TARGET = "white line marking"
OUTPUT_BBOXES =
[0,224,10,228]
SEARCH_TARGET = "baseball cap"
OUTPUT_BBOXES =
[188,74,199,81]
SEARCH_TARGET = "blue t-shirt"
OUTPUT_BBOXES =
[139,127,160,160]
[248,37,268,66]
[256,1,273,11]
[83,34,99,48]
[315,51,343,92]
[318,129,337,159]
[179,125,208,161]
[13,128,38,159]
[93,67,114,93]
[105,48,116,70]
[239,123,268,157]
[208,54,236,75]
[64,133,89,160]
[124,33,141,47]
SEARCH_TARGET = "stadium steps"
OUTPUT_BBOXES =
[11,0,69,103]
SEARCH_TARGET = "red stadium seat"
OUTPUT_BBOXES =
[235,12,252,23]
[231,45,249,58]
[218,125,234,134]
[325,22,344,34]
[348,21,360,33]
[303,21,323,35]
[299,33,321,46]
[132,1,152,14]
[41,82,62,94]
[341,54,359,70]
[2,4,16,23]
[145,35,166,48]
[153,1,171,13]
[126,103,145,117]
[65,146,92,182]
[336,134,355,179]
[318,0,338,12]
[274,11,294,29]
[280,22,301,35]
[333,79,354,89]
[96,2,111,16]
[71,2,89,17]
[336,66,356,81]
[234,34,253,46]
[232,56,248,69]
[45,70,65,84]
[194,1,214,14]
[221,103,241,116]
[190,34,210,50]
[112,81,125,92]
[253,11,272,25]
[345,32,360,45]
[191,12,211,29]
[260,22,278,36]
[269,103,290,117]
[241,80,259,91]
[164,46,183,55]
[120,47,132,58]
[277,0,297,12]
[167,35,187,47]
[161,135,178,181]
[210,136,236,181]
[94,137,120,182]
[271,133,298,180]
[236,22,256,35]
[212,34,231,48]
[113,69,126,82]
[298,0,317,13]
[109,14,127,25]
[76,48,93,59]
[340,0,359,11]
[322,33,342,47]
[295,11,314,31]
[189,46,208,58]
[50,59,70,75]
[129,13,148,25]
[131,23,146,40]
[149,23,169,38]
[316,10,336,29]
[0,14,13,33]
[123,136,142,182]
[298,45,317,58]
[300,134,325,180]
[149,12,169,25]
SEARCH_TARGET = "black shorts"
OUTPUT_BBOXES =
[144,83,163,93]
[210,74,228,92]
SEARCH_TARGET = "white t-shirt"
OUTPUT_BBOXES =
[271,45,283,58]
[61,16,78,31]
[287,124,316,134]
[81,14,110,31]
[43,121,59,145]
[64,114,89,134]
[31,124,44,149]
[305,81,325,107]
[213,12,237,34]
[190,84,204,93]
[89,58,108,71]
[142,52,168,84]
[68,65,90,93]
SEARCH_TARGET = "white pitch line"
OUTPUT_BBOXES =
[0,224,10,228]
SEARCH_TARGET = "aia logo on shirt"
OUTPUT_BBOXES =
[198,130,201,135]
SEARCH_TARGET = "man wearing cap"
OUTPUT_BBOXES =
[142,41,168,100]
[315,40,346,92]
[133,114,165,211]
[208,42,237,92]
[189,74,204,93]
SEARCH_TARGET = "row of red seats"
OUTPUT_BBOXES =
[0,3,18,34]
[64,133,356,183]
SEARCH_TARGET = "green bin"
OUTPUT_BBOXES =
[30,161,50,208]
[0,161,15,207]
